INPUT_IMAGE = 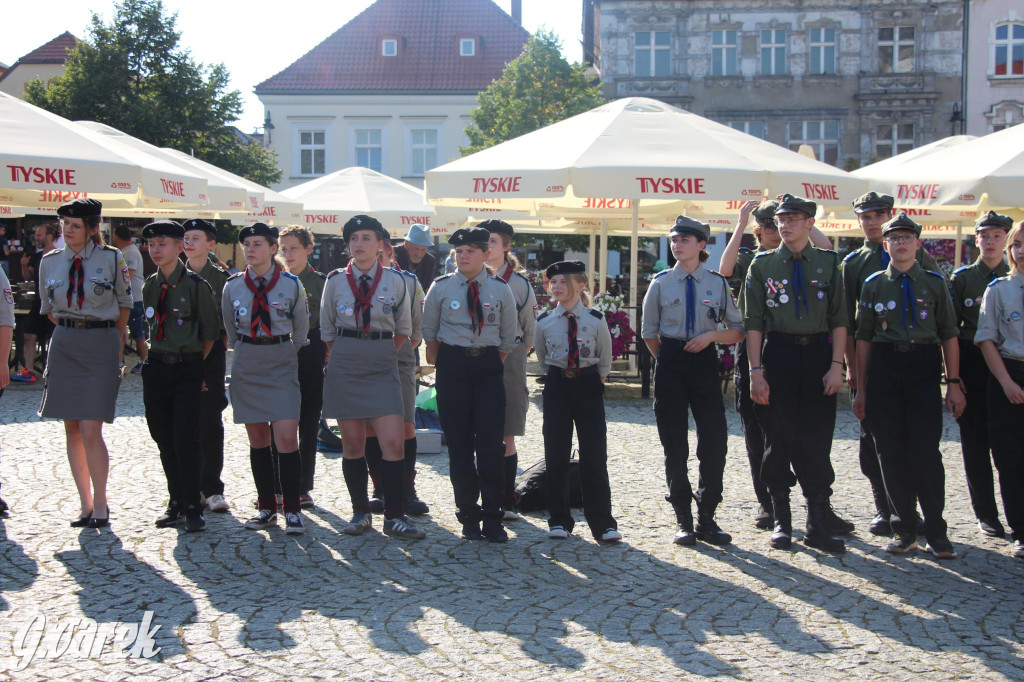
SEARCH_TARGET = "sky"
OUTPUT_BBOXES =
[1,0,584,134]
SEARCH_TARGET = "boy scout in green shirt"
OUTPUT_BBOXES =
[142,220,221,532]
[852,212,965,559]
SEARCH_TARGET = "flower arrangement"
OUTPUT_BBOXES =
[528,277,637,361]
[922,239,972,277]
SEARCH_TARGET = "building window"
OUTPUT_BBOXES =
[788,120,840,166]
[712,30,739,76]
[407,129,439,177]
[761,29,786,75]
[355,130,383,172]
[382,39,398,57]
[460,38,476,57]
[874,123,915,159]
[809,28,837,75]
[878,26,915,73]
[994,22,1024,77]
[727,121,766,139]
[299,130,326,176]
[635,31,671,77]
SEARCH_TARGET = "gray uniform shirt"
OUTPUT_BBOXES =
[976,270,1024,362]
[221,266,309,352]
[642,262,744,340]
[393,265,424,343]
[496,263,538,344]
[0,267,14,329]
[535,300,613,377]
[320,262,412,343]
[38,242,133,320]
[119,242,145,303]
[422,269,517,352]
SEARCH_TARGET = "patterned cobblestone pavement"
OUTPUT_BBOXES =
[1,363,1022,680]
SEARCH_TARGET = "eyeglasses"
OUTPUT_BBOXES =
[884,233,916,244]
[774,216,809,226]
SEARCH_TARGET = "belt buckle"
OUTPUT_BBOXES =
[563,368,577,378]
[795,335,810,346]
[167,354,181,364]
[468,347,483,357]
[894,342,911,352]
[359,331,371,341]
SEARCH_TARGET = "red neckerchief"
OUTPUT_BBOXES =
[244,265,282,337]
[154,266,186,341]
[345,261,383,333]
[67,256,85,308]
[499,263,514,283]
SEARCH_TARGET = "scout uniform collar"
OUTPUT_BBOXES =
[348,260,380,279]
[554,300,587,317]
[670,261,707,282]
[454,268,488,286]
[975,258,1010,279]
[776,242,810,262]
[1011,270,1024,285]
[64,240,98,261]
[883,261,923,282]
[157,261,186,284]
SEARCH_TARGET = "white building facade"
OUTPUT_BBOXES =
[965,0,1024,135]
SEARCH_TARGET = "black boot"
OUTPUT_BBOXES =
[824,499,855,535]
[673,507,696,546]
[868,486,893,536]
[695,508,732,545]
[804,495,845,553]
[770,495,792,549]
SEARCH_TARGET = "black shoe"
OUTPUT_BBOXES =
[695,513,731,545]
[868,514,893,536]
[0,496,8,517]
[673,524,697,546]
[824,504,855,536]
[753,505,773,530]
[184,513,206,533]
[70,511,92,528]
[886,534,918,554]
[770,497,792,549]
[924,537,957,560]
[155,502,184,528]
[299,493,314,510]
[805,497,845,553]
[405,492,429,516]
[1012,539,1024,560]
[87,515,109,529]
[461,521,483,540]
[317,420,344,452]
[978,518,1005,538]
[482,520,508,543]
[770,525,792,549]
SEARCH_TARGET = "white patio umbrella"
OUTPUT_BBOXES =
[0,92,208,209]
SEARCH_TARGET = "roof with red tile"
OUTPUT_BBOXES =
[255,0,530,94]
[14,32,80,65]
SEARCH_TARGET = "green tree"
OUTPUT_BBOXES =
[25,0,280,186]
[460,29,604,155]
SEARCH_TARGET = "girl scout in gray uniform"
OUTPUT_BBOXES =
[535,260,620,542]
[222,222,309,535]
[975,220,1024,560]
[482,220,537,519]
[321,215,422,540]
[0,265,14,516]
[38,198,133,528]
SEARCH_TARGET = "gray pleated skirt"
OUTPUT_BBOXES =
[229,341,300,423]
[323,336,403,420]
[503,342,529,436]
[39,325,122,422]
[397,341,416,423]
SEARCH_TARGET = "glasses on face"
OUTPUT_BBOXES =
[774,215,808,226]
[885,233,916,244]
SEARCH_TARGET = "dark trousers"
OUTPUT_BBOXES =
[435,343,506,523]
[852,387,888,514]
[866,344,947,540]
[957,339,1000,521]
[734,340,772,512]
[756,334,837,499]
[542,366,615,536]
[143,358,204,508]
[988,359,1024,540]
[297,328,326,493]
[655,341,727,521]
[199,340,228,497]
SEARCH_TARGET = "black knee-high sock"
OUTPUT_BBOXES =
[381,459,406,519]
[364,436,383,496]
[342,457,371,513]
[278,450,302,513]
[270,438,283,495]
[250,446,276,511]
[404,437,418,494]
[504,453,518,507]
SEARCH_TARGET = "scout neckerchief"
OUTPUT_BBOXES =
[685,273,696,337]
[791,251,810,320]
[467,275,485,335]
[499,262,514,284]
[346,261,383,334]
[879,242,891,269]
[900,272,917,329]
[244,265,281,337]
[566,310,579,371]
[154,267,186,341]
[67,254,85,309]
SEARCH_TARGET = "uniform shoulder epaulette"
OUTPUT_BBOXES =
[738,246,752,254]
[707,268,727,279]
[987,277,1005,288]
[512,271,530,285]
[326,268,345,280]
[396,268,416,280]
[753,251,771,259]
[653,269,671,279]
[186,271,206,284]
[589,309,604,319]
[865,271,884,283]
[41,248,62,260]
[952,265,970,276]
[842,250,859,263]
[99,244,118,252]
[313,269,327,281]
[227,271,243,281]
[924,270,946,280]
[433,273,454,282]
[537,310,551,321]
[282,270,299,281]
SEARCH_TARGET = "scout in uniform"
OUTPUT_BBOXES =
[321,215,423,540]
[422,226,518,542]
[222,222,309,535]
[38,198,133,528]
[182,218,231,513]
[950,211,1012,538]
[278,225,327,509]
[483,219,538,519]
[842,191,938,536]
[536,260,620,542]
[975,221,1024,559]
[643,216,744,545]
[852,212,964,558]
[141,220,220,532]
[0,265,13,516]
[743,194,848,553]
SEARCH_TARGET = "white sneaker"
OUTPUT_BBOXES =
[599,528,623,543]
[285,512,305,535]
[548,526,569,539]
[503,509,520,521]
[206,494,229,513]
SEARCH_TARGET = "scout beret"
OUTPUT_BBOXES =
[975,210,1013,232]
[774,194,816,217]
[669,215,710,242]
[752,200,779,227]
[182,218,217,240]
[141,220,184,240]
[478,219,514,240]
[545,260,586,279]
[238,222,279,243]
[343,214,389,242]
[447,227,490,248]
[403,223,432,247]
[882,212,922,237]
[852,191,895,214]
[56,198,102,218]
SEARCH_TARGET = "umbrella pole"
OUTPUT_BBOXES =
[588,228,596,294]
[600,219,609,296]
[629,203,639,373]
[954,222,963,269]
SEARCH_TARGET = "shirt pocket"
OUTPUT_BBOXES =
[271,296,294,320]
[170,297,194,322]
[482,298,502,326]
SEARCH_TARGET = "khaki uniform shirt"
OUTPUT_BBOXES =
[534,300,612,377]
[0,268,14,328]
[949,259,1010,342]
[842,240,938,330]
[38,242,133,321]
[422,269,517,352]
[855,263,957,344]
[296,264,327,331]
[188,260,229,335]
[391,265,424,343]
[142,262,220,354]
[642,262,743,340]
[496,263,538,343]
[742,243,847,334]
[221,266,309,351]
[320,262,412,342]
[975,270,1024,362]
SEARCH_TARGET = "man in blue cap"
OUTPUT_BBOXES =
[395,224,437,294]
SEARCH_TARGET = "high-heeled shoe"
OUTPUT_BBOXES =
[70,511,93,527]
[86,507,110,529]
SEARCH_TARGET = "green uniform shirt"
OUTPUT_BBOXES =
[949,258,1010,341]
[188,260,229,334]
[855,263,957,344]
[142,262,220,354]
[296,264,327,330]
[727,246,763,297]
[742,242,847,334]
[842,240,938,330]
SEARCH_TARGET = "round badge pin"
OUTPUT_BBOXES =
[1012,312,1021,321]
[887,301,896,310]
[345,307,354,317]
[233,300,240,308]
[93,285,104,296]
[964,298,973,308]
[875,303,884,313]
[145,306,155,318]
[779,294,790,304]
[176,318,184,326]
[782,279,788,285]
[817,290,825,300]
[239,307,247,316]
[451,300,461,310]
[766,300,776,308]
[920,310,928,320]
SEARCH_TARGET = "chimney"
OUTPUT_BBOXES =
[511,0,522,25]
